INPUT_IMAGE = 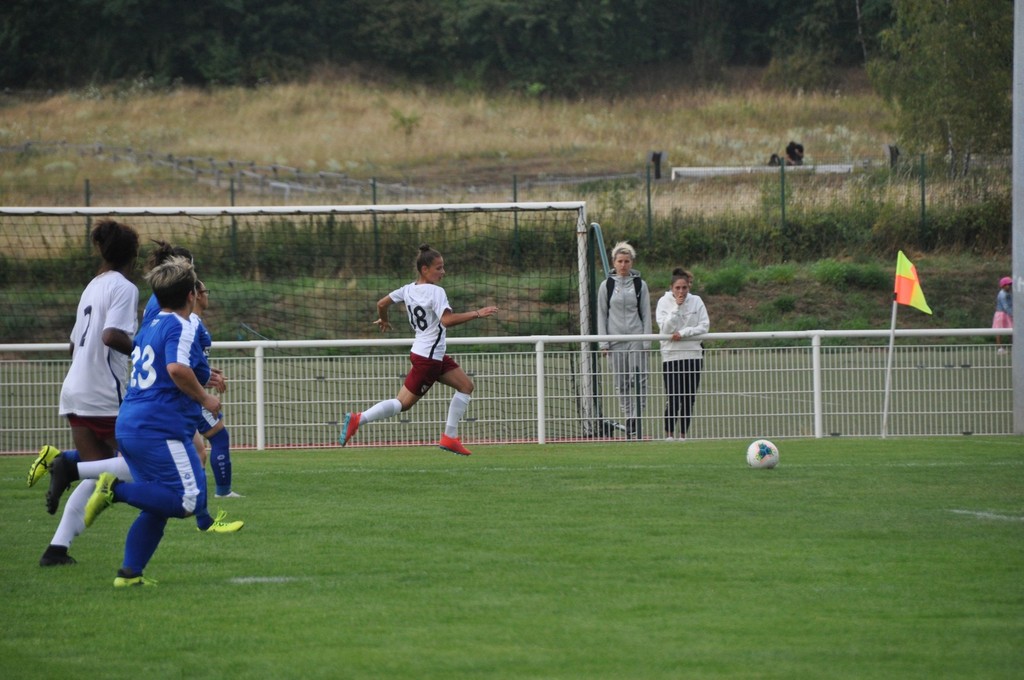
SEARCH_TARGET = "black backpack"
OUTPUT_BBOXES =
[606,276,644,321]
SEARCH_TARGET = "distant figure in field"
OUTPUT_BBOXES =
[785,141,804,165]
[768,141,805,167]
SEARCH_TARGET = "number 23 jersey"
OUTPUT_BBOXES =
[389,282,451,361]
[116,311,208,440]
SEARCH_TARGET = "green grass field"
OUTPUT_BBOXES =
[3,438,1022,679]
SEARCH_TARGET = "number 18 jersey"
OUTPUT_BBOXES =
[389,282,451,361]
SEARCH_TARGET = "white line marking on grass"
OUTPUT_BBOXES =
[243,464,678,476]
[228,576,308,584]
[949,509,1024,522]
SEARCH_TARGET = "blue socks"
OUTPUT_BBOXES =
[208,428,232,496]
[122,511,167,575]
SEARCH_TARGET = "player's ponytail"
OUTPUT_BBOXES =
[415,244,441,273]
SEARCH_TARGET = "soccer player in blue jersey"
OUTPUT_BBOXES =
[340,243,498,456]
[141,243,239,498]
[84,256,243,587]
[190,280,239,498]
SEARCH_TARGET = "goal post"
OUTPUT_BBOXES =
[0,201,607,441]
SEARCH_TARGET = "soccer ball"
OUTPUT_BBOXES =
[746,439,779,469]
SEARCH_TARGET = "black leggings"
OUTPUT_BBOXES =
[662,358,703,436]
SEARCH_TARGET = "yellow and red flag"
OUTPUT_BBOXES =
[894,250,932,314]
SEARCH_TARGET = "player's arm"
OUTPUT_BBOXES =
[374,295,395,332]
[168,362,221,416]
[441,306,498,328]
[206,368,227,393]
[101,327,133,355]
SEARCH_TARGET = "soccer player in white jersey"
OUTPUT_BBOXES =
[83,256,243,587]
[341,243,498,456]
[30,220,139,567]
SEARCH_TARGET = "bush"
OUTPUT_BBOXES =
[811,259,888,292]
[702,263,748,295]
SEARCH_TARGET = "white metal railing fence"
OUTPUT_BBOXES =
[0,329,1013,453]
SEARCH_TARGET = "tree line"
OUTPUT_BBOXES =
[3,0,893,92]
[0,1,1011,168]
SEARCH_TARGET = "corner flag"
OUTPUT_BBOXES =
[894,250,932,314]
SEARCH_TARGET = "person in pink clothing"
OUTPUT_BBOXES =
[993,276,1013,353]
[340,244,498,456]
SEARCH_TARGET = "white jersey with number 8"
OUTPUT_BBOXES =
[389,282,451,361]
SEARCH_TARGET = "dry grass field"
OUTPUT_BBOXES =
[0,68,893,187]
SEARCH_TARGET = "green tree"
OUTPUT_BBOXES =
[869,0,1012,176]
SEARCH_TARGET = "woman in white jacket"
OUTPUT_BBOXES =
[656,268,709,440]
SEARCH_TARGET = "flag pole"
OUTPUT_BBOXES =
[881,294,899,438]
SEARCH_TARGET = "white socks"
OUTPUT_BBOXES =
[362,398,402,424]
[359,392,470,437]
[77,457,132,481]
[445,392,472,438]
[51,478,95,548]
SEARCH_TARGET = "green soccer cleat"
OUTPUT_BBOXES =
[84,472,117,528]
[114,569,157,587]
[199,509,244,533]
[28,445,60,487]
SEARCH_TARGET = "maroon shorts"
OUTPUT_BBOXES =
[66,414,118,440]
[404,353,460,396]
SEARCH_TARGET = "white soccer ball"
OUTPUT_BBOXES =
[746,439,779,469]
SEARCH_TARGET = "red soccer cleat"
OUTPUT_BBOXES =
[340,412,362,446]
[438,434,472,456]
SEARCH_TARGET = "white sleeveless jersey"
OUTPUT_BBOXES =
[59,271,139,417]
[390,282,451,360]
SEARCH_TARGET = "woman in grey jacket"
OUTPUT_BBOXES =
[597,241,652,438]
[656,268,710,440]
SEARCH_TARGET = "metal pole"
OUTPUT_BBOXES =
[812,333,823,438]
[881,299,899,438]
[536,340,546,444]
[1012,0,1023,433]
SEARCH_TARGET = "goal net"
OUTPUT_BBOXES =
[0,202,591,345]
[0,202,607,450]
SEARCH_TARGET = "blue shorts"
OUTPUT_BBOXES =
[117,435,206,516]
